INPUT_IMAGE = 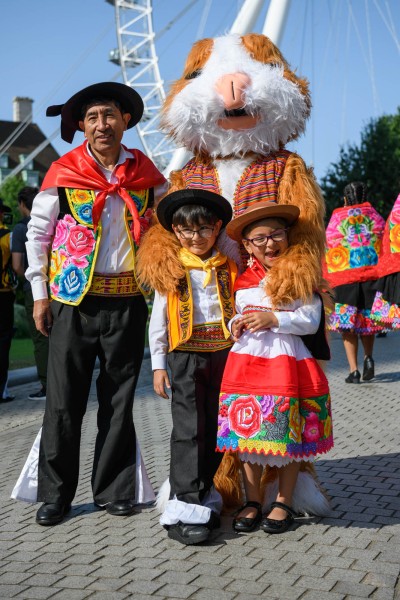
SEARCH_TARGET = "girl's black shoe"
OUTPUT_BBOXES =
[261,501,297,534]
[362,356,375,381]
[232,500,262,533]
[345,369,361,384]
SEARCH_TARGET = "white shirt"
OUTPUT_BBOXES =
[149,260,223,371]
[26,145,167,301]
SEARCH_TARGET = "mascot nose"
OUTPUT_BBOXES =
[215,73,251,110]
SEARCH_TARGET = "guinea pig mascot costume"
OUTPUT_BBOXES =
[138,33,332,520]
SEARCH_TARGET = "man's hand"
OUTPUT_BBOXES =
[33,299,53,336]
[153,369,171,399]
[231,318,247,341]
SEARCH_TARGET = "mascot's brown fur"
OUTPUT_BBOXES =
[138,33,331,515]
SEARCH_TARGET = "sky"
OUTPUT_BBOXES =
[1,0,400,185]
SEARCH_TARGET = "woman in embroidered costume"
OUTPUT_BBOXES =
[370,193,400,330]
[136,188,237,546]
[216,200,333,535]
[324,182,386,384]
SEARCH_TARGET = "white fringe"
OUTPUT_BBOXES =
[262,470,331,517]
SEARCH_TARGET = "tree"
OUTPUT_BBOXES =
[321,108,400,219]
[0,175,26,229]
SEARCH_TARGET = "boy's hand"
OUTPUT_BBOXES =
[239,311,279,332]
[153,369,171,399]
[231,318,247,341]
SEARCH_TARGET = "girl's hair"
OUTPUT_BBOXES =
[242,216,288,239]
[343,181,368,206]
[172,204,219,227]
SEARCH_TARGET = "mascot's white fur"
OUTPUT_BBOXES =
[140,33,331,517]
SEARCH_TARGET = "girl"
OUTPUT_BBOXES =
[216,200,333,534]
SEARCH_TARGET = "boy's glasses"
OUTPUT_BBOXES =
[176,226,215,240]
[244,228,289,247]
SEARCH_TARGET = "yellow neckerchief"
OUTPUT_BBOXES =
[167,247,237,351]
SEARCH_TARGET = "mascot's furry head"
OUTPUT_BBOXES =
[162,33,311,158]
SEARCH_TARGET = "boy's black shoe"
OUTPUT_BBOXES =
[362,356,375,381]
[28,387,46,400]
[167,522,210,545]
[345,370,361,384]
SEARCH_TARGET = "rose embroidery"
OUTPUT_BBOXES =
[65,225,95,259]
[228,395,262,439]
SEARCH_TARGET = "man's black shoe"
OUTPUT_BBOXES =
[105,500,137,516]
[167,522,210,545]
[36,503,71,526]
[0,395,15,403]
[28,387,46,400]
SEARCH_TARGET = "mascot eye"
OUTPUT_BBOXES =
[268,62,281,69]
[185,69,202,80]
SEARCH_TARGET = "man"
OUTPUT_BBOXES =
[11,186,48,400]
[0,198,17,403]
[26,82,166,525]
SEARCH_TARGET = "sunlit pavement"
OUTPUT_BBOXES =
[1,333,399,599]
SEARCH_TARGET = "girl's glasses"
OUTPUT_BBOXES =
[244,228,289,247]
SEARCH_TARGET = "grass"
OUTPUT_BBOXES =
[9,338,35,370]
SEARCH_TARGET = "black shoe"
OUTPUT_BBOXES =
[232,500,262,533]
[167,522,210,545]
[362,356,375,381]
[345,369,361,384]
[0,395,15,403]
[28,387,46,400]
[36,503,71,526]
[206,511,221,530]
[105,500,137,516]
[261,501,297,534]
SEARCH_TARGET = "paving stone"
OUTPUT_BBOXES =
[16,586,59,599]
[332,580,377,596]
[153,582,199,598]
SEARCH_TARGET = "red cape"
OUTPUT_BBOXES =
[42,141,166,242]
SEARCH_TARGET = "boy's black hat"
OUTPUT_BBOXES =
[157,189,233,231]
[46,82,144,143]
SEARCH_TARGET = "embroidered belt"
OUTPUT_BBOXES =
[177,322,232,352]
[87,271,142,297]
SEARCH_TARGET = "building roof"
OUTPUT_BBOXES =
[0,120,59,184]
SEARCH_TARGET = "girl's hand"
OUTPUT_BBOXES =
[153,369,171,399]
[240,311,279,332]
[231,318,247,341]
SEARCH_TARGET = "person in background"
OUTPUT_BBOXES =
[11,186,48,400]
[324,182,385,383]
[0,197,17,403]
[23,81,166,526]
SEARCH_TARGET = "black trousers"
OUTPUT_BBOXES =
[167,347,229,505]
[0,291,15,398]
[38,294,148,505]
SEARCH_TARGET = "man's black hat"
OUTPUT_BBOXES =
[46,82,144,143]
[157,189,233,231]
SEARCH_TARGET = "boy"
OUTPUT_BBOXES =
[137,188,237,545]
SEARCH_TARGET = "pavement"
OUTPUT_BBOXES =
[1,333,399,600]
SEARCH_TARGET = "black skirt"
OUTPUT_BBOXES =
[333,280,378,310]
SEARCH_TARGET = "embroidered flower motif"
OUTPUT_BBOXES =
[75,202,93,224]
[349,246,378,268]
[259,395,275,418]
[53,217,72,250]
[71,190,92,204]
[325,246,350,272]
[390,224,400,253]
[65,225,96,259]
[289,403,301,443]
[228,395,262,439]
[303,412,323,443]
[217,416,230,437]
[58,264,86,301]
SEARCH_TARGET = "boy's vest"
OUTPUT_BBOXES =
[0,226,17,292]
[181,151,291,215]
[48,186,153,306]
[167,257,237,353]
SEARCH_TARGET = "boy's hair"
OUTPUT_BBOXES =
[242,216,288,239]
[17,186,39,211]
[172,204,220,228]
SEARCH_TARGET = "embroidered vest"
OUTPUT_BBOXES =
[167,259,237,352]
[48,186,153,305]
[181,151,291,216]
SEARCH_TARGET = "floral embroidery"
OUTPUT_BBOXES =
[217,392,333,457]
[325,206,385,273]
